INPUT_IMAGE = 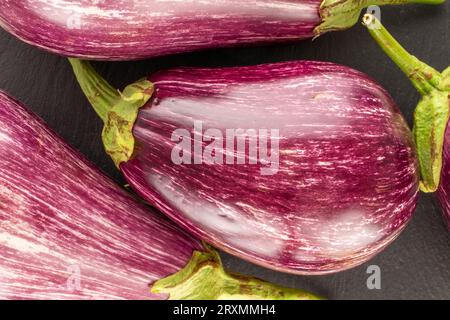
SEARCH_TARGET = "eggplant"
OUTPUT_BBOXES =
[0,90,319,299]
[70,58,419,274]
[439,129,450,228]
[0,0,444,60]
[363,14,450,228]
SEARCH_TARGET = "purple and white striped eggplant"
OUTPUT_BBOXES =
[0,90,319,300]
[0,0,444,60]
[363,14,450,228]
[70,58,419,274]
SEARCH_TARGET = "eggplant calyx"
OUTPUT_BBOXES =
[102,79,153,167]
[69,58,153,167]
[151,245,322,300]
[413,91,449,192]
[441,67,450,90]
[315,0,444,36]
[363,14,449,193]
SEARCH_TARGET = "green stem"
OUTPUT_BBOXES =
[362,14,442,95]
[69,58,154,168]
[362,14,450,193]
[315,0,445,36]
[69,58,120,122]
[151,246,323,300]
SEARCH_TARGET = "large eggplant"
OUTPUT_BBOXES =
[0,0,444,60]
[439,129,450,228]
[0,90,318,299]
[363,14,450,228]
[70,59,419,274]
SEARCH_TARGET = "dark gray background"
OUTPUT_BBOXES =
[0,4,449,300]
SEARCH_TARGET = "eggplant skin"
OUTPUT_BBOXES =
[0,0,320,60]
[437,124,450,228]
[0,91,202,300]
[120,61,419,274]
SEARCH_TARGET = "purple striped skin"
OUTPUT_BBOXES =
[437,125,450,228]
[0,0,321,60]
[0,91,203,300]
[0,0,444,60]
[119,61,419,274]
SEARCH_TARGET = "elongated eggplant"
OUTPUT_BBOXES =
[363,14,450,228]
[70,59,419,274]
[0,90,319,299]
[0,0,444,60]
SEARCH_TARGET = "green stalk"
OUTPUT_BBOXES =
[362,14,450,193]
[362,14,442,94]
[69,58,154,168]
[315,0,445,36]
[151,245,323,300]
